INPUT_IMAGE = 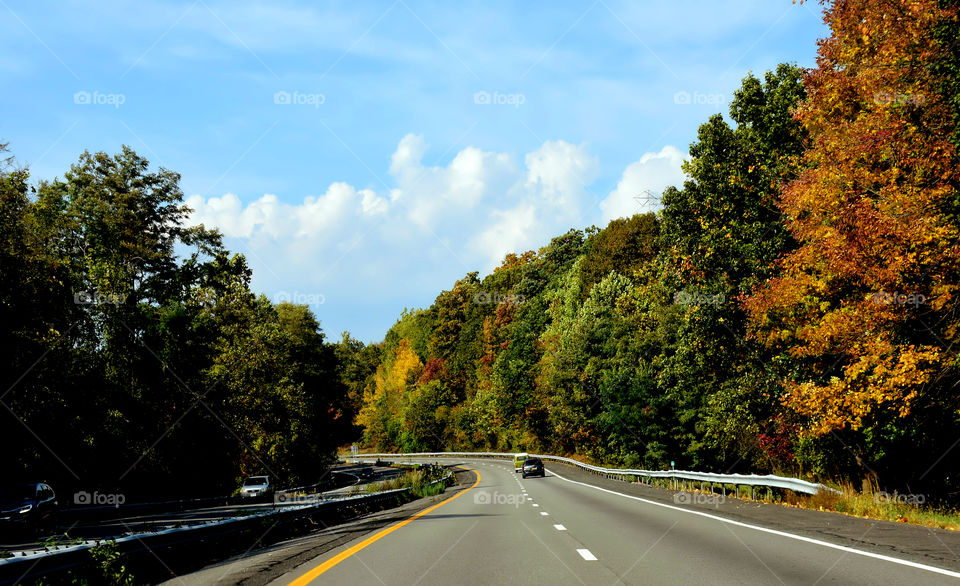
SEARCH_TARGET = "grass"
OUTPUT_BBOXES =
[634,476,960,530]
[360,468,450,498]
[781,484,960,531]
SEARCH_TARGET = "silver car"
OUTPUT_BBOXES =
[239,476,273,499]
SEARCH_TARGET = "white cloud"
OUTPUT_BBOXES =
[599,145,686,223]
[185,136,684,337]
[469,204,540,269]
[524,140,599,218]
[186,181,386,242]
[389,134,517,230]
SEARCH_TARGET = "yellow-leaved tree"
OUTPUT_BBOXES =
[358,338,423,450]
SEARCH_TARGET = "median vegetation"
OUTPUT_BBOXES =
[361,467,450,498]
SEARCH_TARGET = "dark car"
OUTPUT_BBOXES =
[0,483,58,536]
[521,458,545,478]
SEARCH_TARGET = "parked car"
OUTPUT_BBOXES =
[239,476,274,500]
[514,453,529,473]
[0,482,58,536]
[521,458,545,478]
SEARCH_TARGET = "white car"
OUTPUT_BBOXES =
[239,476,273,499]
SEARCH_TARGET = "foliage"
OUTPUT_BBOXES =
[746,0,960,490]
[0,145,357,499]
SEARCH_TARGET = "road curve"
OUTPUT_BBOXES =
[274,458,960,585]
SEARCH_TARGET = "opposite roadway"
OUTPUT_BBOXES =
[267,458,960,585]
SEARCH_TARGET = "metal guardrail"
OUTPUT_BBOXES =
[0,488,412,584]
[2,464,458,583]
[348,452,837,496]
[61,468,364,522]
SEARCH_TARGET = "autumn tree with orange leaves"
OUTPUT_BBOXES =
[747,0,960,485]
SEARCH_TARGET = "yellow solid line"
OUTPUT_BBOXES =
[287,467,482,585]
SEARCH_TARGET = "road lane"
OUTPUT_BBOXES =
[279,458,959,585]
[519,466,955,584]
[279,461,620,584]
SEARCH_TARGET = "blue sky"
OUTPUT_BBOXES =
[2,0,828,342]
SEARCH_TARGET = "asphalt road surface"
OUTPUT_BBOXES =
[266,458,960,585]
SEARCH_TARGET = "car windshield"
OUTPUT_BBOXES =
[0,484,36,507]
[525,459,541,466]
[243,477,267,486]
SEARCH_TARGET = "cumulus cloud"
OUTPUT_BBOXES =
[186,182,387,242]
[463,140,600,270]
[599,145,686,224]
[184,135,684,339]
[186,138,685,265]
[469,204,540,269]
[524,140,599,214]
[389,134,517,230]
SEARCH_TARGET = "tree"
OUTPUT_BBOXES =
[656,64,807,470]
[746,0,960,489]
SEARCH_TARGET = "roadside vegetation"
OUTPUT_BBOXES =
[784,488,960,532]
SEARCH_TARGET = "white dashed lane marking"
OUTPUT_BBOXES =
[577,549,598,561]
[554,524,566,530]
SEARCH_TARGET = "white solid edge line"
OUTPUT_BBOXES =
[549,469,960,579]
[577,548,598,561]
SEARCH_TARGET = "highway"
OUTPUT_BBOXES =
[262,458,960,585]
